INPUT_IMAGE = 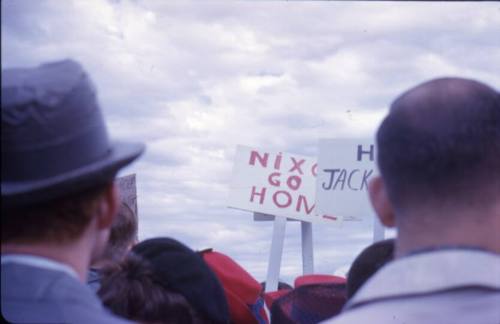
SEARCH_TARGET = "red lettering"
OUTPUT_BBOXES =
[268,172,281,187]
[289,157,305,174]
[311,163,318,177]
[249,151,268,167]
[286,175,302,191]
[296,195,315,214]
[272,190,292,208]
[250,186,266,204]
[274,153,282,170]
[322,215,337,221]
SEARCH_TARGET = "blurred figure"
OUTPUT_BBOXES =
[1,60,144,323]
[88,201,138,291]
[346,239,394,300]
[131,237,230,324]
[271,275,347,324]
[324,77,500,324]
[98,253,203,324]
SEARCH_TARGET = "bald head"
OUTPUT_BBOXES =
[377,77,500,212]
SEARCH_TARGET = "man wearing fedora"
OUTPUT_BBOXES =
[1,60,144,323]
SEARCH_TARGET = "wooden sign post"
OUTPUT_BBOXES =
[256,213,315,292]
[301,221,314,274]
[373,217,385,242]
[265,216,287,292]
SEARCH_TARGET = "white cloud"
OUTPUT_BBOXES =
[2,0,499,282]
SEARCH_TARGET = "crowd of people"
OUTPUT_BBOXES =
[1,59,499,324]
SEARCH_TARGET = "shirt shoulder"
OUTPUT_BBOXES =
[322,250,500,324]
[323,289,500,324]
[1,263,131,324]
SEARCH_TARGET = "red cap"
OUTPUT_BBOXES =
[263,289,291,309]
[270,283,347,323]
[294,274,346,288]
[201,250,269,324]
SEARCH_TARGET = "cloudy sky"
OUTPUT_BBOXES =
[2,0,500,283]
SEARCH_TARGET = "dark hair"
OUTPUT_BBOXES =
[1,183,108,244]
[347,239,394,299]
[98,253,203,324]
[261,281,293,292]
[377,77,500,209]
[101,202,137,262]
[132,238,230,324]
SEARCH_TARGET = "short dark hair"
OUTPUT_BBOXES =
[377,77,500,209]
[261,281,293,292]
[347,239,394,299]
[1,184,108,244]
[100,202,137,262]
[98,253,203,324]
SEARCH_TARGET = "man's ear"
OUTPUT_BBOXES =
[368,176,396,228]
[96,183,119,230]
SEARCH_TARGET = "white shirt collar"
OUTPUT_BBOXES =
[347,249,500,309]
[1,254,79,279]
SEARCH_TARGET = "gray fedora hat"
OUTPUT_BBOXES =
[1,59,145,207]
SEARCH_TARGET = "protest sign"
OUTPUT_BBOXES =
[316,139,377,221]
[116,174,138,218]
[228,145,339,224]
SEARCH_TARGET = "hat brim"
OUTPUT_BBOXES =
[1,141,145,207]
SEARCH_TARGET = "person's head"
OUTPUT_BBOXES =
[369,77,500,253]
[346,239,394,299]
[2,182,117,253]
[98,253,203,324]
[1,60,144,264]
[95,201,138,265]
[132,238,230,324]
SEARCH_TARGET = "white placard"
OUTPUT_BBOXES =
[228,145,340,224]
[316,139,377,221]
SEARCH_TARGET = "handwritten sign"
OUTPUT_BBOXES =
[116,174,138,219]
[228,145,339,224]
[315,139,377,221]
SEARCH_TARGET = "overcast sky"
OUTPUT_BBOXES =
[3,0,500,283]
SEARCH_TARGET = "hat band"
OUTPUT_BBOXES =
[1,124,111,182]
